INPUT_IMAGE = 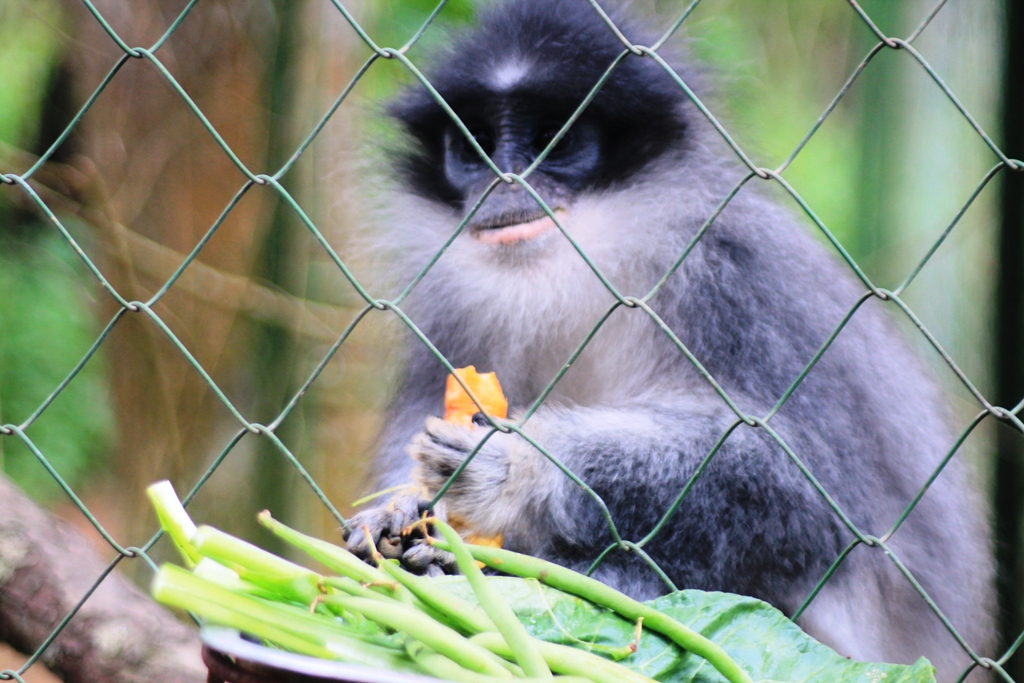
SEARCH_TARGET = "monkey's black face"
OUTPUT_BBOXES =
[389,0,690,246]
[440,103,604,242]
[443,110,603,191]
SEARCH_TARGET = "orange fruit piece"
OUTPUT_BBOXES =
[441,367,509,551]
[444,366,508,426]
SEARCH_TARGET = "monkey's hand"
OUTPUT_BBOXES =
[410,416,550,546]
[343,492,457,576]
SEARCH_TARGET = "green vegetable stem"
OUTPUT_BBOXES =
[377,557,497,635]
[433,540,754,683]
[146,480,201,567]
[258,510,410,600]
[470,632,658,683]
[152,564,413,671]
[192,525,322,604]
[404,640,590,683]
[435,519,553,679]
[326,594,513,678]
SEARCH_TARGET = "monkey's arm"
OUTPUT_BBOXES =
[412,399,844,603]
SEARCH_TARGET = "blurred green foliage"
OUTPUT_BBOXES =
[0,1,64,147]
[0,231,115,503]
[0,0,115,502]
[373,0,477,49]
[358,0,478,105]
[683,1,863,253]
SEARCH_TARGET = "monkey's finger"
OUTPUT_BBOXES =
[344,527,372,558]
[344,508,390,558]
[402,542,436,573]
[391,508,409,538]
[391,495,423,526]
[401,541,458,576]
[378,534,404,560]
[423,416,480,451]
[412,445,466,492]
[435,548,458,574]
[409,431,466,473]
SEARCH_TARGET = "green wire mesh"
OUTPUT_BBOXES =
[1,0,1022,681]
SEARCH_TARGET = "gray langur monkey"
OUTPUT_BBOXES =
[344,0,995,678]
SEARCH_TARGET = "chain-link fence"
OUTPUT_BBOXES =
[0,0,1020,681]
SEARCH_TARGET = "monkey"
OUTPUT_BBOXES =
[343,0,995,678]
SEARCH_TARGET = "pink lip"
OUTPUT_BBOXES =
[474,211,565,245]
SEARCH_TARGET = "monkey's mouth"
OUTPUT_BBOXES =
[472,210,565,245]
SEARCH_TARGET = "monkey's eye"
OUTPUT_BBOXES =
[451,125,495,163]
[532,126,573,159]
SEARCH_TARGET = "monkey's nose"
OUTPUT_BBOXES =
[492,148,527,182]
[500,163,524,186]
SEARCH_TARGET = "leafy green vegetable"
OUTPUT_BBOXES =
[441,578,936,683]
[149,489,935,683]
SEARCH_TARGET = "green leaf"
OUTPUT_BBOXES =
[439,578,935,683]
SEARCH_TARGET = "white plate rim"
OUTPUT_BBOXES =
[200,626,449,683]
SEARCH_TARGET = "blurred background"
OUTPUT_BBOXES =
[0,0,1016,679]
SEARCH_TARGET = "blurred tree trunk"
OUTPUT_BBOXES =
[55,0,377,559]
[57,0,279,549]
[248,0,381,546]
[249,0,308,555]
